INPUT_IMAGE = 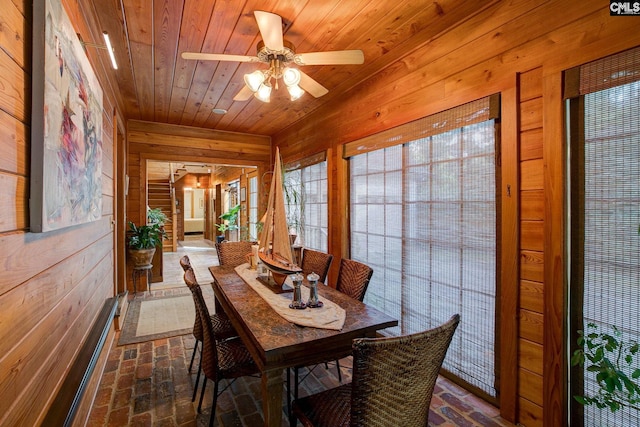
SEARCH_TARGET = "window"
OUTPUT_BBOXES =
[567,47,640,426]
[248,173,258,240]
[285,153,328,252]
[225,180,240,240]
[348,96,500,398]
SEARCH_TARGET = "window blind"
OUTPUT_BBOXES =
[568,46,640,427]
[284,153,328,252]
[344,95,499,158]
[349,96,499,399]
[248,175,258,240]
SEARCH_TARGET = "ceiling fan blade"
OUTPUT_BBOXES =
[295,50,364,66]
[181,52,259,63]
[254,11,284,51]
[299,71,328,98]
[233,85,254,101]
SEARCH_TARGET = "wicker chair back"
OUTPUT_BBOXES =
[350,314,460,426]
[215,241,253,266]
[301,249,333,283]
[335,259,373,302]
[292,314,460,427]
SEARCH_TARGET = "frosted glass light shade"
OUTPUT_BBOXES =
[244,70,266,92]
[282,67,301,87]
[255,83,272,102]
[287,84,305,101]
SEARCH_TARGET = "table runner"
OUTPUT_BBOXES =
[234,263,346,330]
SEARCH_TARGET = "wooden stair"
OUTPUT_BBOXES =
[148,179,174,252]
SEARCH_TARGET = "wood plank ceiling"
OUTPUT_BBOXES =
[81,0,488,137]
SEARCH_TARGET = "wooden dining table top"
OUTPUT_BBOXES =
[209,264,398,426]
[208,264,398,371]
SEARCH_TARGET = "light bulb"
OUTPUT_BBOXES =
[255,82,272,102]
[103,32,118,70]
[282,67,301,87]
[287,84,305,101]
[244,70,265,92]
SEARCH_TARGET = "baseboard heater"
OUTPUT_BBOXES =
[43,297,118,427]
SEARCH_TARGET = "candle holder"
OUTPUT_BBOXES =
[306,272,323,308]
[289,273,306,309]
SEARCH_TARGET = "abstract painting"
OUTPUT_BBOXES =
[31,0,103,232]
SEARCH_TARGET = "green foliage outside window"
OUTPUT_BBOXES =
[571,323,640,413]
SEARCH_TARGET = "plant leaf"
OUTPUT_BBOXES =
[604,376,615,392]
[574,395,588,405]
[571,351,585,366]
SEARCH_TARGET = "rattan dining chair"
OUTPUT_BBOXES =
[291,314,460,427]
[182,267,238,403]
[180,255,198,372]
[215,241,254,266]
[186,269,260,427]
[329,258,373,381]
[300,248,333,283]
[288,258,374,414]
[335,258,373,303]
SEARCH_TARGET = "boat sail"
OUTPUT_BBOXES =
[258,147,302,286]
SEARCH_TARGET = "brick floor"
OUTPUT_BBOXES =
[88,245,515,426]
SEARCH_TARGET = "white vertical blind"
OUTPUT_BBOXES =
[349,97,498,398]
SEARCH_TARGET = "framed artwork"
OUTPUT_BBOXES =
[30,0,103,232]
[240,187,246,202]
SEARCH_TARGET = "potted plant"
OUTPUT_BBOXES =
[216,204,241,243]
[127,207,168,267]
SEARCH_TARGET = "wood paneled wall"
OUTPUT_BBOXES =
[518,67,545,426]
[0,0,123,424]
[273,1,640,425]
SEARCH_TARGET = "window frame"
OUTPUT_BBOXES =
[284,152,329,252]
[345,95,502,401]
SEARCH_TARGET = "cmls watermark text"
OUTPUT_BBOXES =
[610,1,640,15]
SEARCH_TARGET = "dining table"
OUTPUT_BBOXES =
[208,264,398,427]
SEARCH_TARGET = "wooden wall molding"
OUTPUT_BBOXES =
[542,70,567,427]
[499,83,519,422]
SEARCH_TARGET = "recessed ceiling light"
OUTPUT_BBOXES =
[212,108,227,115]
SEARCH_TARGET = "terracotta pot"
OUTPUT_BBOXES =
[128,247,156,267]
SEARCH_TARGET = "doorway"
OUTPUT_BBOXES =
[183,187,206,238]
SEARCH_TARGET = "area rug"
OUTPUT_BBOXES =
[118,295,194,345]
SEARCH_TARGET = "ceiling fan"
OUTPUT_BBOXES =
[181,11,364,103]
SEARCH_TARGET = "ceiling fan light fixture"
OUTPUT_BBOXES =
[255,82,272,102]
[182,11,366,103]
[287,84,305,101]
[244,70,266,92]
[282,67,301,87]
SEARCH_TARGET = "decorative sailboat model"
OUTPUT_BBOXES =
[257,147,302,288]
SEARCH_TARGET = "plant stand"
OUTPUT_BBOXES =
[132,265,153,294]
